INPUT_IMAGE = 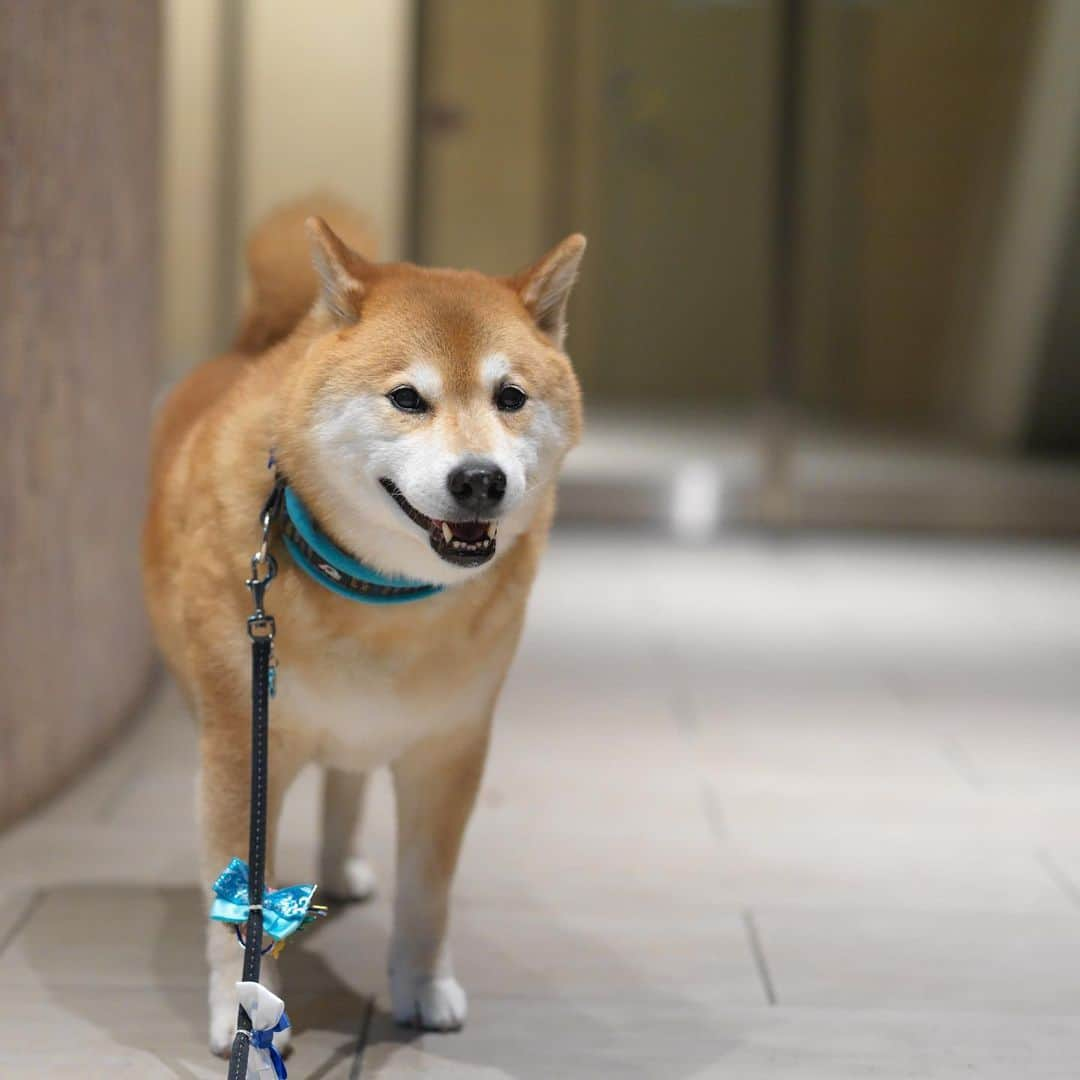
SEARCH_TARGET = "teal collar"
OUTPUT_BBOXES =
[280,486,443,604]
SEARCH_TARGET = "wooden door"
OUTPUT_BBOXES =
[415,0,775,405]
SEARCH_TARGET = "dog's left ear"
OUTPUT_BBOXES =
[305,216,369,324]
[508,234,587,348]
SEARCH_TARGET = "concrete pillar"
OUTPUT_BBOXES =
[0,1,160,826]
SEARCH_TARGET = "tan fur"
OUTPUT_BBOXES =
[233,195,377,354]
[142,198,584,1050]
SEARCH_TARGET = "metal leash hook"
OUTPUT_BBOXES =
[247,484,281,626]
[246,482,284,693]
[246,547,277,641]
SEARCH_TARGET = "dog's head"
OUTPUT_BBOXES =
[277,219,585,585]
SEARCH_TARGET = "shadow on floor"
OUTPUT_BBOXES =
[15,881,746,1077]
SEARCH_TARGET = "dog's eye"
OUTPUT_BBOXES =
[388,386,427,413]
[495,384,528,412]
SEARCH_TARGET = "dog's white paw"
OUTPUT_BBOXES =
[209,1005,234,1057]
[390,969,468,1032]
[321,855,377,902]
[208,971,237,1058]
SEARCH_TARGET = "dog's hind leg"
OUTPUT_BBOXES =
[199,717,305,1058]
[319,766,377,901]
[389,721,490,1031]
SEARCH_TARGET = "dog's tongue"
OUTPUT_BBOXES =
[447,520,488,544]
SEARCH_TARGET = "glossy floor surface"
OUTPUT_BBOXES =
[3,531,1080,1077]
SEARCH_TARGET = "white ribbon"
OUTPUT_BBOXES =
[236,980,287,1079]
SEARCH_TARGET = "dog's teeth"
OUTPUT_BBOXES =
[486,523,497,539]
[441,523,453,543]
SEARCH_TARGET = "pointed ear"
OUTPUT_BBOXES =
[509,234,587,348]
[305,216,368,323]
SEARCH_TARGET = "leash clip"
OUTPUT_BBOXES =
[246,551,277,615]
[252,483,283,572]
[246,477,284,639]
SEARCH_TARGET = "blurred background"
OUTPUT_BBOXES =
[4,2,1080,1075]
[160,0,1080,539]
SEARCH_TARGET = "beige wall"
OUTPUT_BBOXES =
[162,0,415,378]
[162,0,225,377]
[243,0,414,259]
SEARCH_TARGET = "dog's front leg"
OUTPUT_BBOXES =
[320,767,377,901]
[199,717,305,1057]
[389,722,490,1031]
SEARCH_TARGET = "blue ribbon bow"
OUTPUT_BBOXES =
[210,858,323,941]
[251,1011,290,1079]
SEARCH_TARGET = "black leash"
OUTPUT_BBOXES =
[227,479,284,1080]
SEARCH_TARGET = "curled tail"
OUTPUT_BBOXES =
[233,194,377,353]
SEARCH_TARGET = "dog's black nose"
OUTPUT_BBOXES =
[448,461,507,514]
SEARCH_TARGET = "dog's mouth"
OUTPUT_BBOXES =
[380,479,497,567]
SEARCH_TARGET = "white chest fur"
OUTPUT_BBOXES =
[272,657,498,770]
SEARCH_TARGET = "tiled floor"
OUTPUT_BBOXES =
[3,531,1080,1077]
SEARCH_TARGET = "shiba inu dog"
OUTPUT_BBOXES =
[141,198,585,1054]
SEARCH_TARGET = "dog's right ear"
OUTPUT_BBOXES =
[305,216,367,324]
